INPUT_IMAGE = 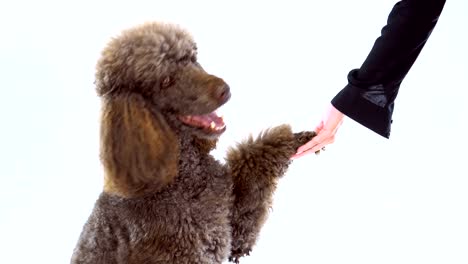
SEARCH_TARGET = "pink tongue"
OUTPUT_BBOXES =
[206,113,224,126]
[180,112,224,128]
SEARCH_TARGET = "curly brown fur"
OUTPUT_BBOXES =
[71,21,316,264]
[227,127,316,263]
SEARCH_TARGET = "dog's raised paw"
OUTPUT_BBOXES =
[293,131,317,149]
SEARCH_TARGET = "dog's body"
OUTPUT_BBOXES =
[73,138,233,263]
[71,22,314,264]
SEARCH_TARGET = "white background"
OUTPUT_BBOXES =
[1,0,467,263]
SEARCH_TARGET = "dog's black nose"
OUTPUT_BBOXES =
[216,83,231,104]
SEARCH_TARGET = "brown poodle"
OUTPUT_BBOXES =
[71,21,315,264]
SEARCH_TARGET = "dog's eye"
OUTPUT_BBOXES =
[161,76,174,89]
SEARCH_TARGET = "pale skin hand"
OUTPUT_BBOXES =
[291,104,344,159]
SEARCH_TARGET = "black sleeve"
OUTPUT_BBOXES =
[331,0,446,138]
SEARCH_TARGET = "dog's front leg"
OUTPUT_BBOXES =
[225,124,315,263]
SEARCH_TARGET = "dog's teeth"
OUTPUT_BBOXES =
[215,124,225,131]
[210,121,215,129]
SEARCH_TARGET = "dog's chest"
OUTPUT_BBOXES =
[173,154,233,206]
[126,156,234,262]
[95,153,235,262]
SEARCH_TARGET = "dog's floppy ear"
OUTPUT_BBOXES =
[100,93,179,197]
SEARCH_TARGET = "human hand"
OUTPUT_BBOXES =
[291,104,344,159]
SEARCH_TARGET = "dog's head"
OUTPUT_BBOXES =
[96,22,230,139]
[96,22,230,197]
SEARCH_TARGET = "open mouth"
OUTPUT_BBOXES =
[178,111,226,135]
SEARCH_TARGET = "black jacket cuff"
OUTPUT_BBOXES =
[331,84,394,139]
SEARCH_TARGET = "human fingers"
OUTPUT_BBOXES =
[292,133,328,158]
[293,119,324,154]
[291,148,319,159]
[295,135,320,155]
[291,141,328,159]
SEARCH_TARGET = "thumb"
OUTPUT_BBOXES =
[314,120,324,134]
